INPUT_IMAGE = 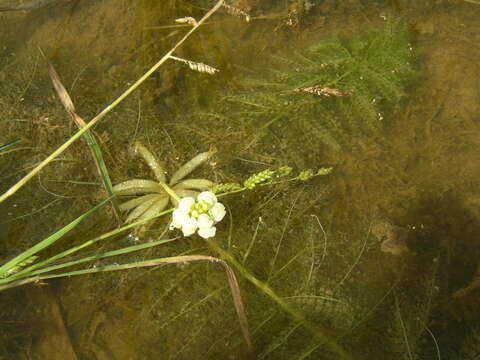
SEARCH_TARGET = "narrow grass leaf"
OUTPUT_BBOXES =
[2,207,174,283]
[31,237,179,275]
[0,198,109,277]
[0,254,252,351]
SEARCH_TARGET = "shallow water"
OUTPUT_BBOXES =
[1,1,479,359]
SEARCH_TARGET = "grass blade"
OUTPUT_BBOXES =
[30,237,178,275]
[0,139,21,152]
[1,207,174,283]
[0,197,109,277]
[0,254,252,350]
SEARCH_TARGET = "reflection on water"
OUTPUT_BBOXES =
[0,0,479,359]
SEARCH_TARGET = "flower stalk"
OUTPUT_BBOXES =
[159,181,181,203]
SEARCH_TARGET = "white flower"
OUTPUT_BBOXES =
[197,213,215,239]
[170,208,189,229]
[170,197,197,235]
[169,191,225,239]
[178,197,195,212]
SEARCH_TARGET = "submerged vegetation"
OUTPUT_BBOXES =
[0,1,349,357]
[226,21,415,151]
[113,141,215,233]
[1,0,480,359]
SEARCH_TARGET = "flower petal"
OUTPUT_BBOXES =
[171,208,189,229]
[197,191,217,206]
[178,197,195,212]
[210,202,226,222]
[181,217,198,237]
[198,226,216,239]
[197,213,214,229]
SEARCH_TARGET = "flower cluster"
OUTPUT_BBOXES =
[243,169,275,189]
[169,191,226,239]
[211,182,243,194]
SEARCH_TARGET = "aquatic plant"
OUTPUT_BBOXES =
[0,0,256,351]
[0,1,349,357]
[0,0,226,204]
[0,163,334,354]
[228,21,416,151]
[113,141,214,230]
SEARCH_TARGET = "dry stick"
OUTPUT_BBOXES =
[0,0,225,204]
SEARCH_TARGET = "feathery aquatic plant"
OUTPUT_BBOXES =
[229,21,416,151]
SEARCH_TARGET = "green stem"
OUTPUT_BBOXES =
[0,207,174,284]
[160,182,181,203]
[205,238,352,360]
[0,198,110,278]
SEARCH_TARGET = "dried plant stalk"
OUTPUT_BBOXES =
[169,55,219,75]
[294,85,353,97]
[222,3,251,22]
[40,48,121,220]
[453,277,480,299]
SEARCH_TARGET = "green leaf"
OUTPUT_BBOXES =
[0,198,109,278]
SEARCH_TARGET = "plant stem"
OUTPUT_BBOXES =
[0,207,174,284]
[205,238,353,360]
[0,0,225,204]
[159,182,181,203]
